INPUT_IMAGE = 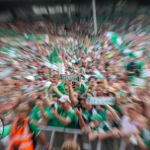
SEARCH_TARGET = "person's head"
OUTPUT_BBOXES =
[91,65,96,71]
[95,86,103,97]
[136,102,144,115]
[27,100,36,113]
[127,103,137,119]
[51,74,60,84]
[59,95,71,111]
[80,93,92,110]
[91,114,103,127]
[88,76,97,85]
[17,104,29,121]
[61,140,80,150]
[37,90,45,100]
[135,87,145,96]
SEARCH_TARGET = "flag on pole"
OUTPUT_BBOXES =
[48,47,65,74]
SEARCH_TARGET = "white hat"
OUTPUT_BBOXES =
[25,76,35,81]
[59,95,71,103]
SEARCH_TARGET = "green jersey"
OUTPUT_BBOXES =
[53,82,66,98]
[75,83,87,94]
[57,106,78,128]
[30,105,50,123]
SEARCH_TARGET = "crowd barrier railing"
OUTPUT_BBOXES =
[0,126,141,150]
[36,126,141,150]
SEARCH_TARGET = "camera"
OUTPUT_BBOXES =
[51,104,55,109]
[75,101,82,110]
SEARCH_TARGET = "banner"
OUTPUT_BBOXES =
[140,69,150,78]
[87,97,115,105]
[60,74,80,82]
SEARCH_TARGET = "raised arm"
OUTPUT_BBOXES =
[52,109,71,126]
[105,104,120,121]
[67,81,78,105]
[75,108,86,129]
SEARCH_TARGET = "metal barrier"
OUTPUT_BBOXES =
[36,127,140,150]
[36,126,92,150]
[0,126,141,150]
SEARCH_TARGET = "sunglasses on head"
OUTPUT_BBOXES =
[97,82,102,84]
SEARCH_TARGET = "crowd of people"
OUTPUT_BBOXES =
[0,14,150,150]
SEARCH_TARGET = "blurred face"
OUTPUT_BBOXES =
[52,77,59,84]
[136,104,144,115]
[96,87,103,96]
[17,109,27,121]
[37,91,44,100]
[127,104,137,119]
[89,79,96,85]
[60,102,69,111]
[91,66,96,71]
[81,99,87,109]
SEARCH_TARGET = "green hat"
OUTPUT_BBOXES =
[91,114,103,122]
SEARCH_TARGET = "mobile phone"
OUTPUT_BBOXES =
[51,104,55,109]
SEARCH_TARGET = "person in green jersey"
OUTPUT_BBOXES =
[30,96,50,126]
[50,74,66,98]
[52,95,78,128]
[34,100,59,127]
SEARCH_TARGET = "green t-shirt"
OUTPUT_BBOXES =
[75,83,87,94]
[53,82,66,98]
[140,129,150,148]
[98,107,107,121]
[1,121,40,139]
[30,105,50,123]
[115,105,123,117]
[100,121,119,132]
[81,109,91,123]
[46,108,59,127]
[57,106,78,128]
[81,107,98,123]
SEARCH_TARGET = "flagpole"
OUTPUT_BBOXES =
[92,0,97,35]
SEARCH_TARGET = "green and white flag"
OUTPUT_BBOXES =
[140,69,150,78]
[87,97,115,105]
[48,47,65,74]
[43,62,58,71]
[105,32,123,46]
[131,77,146,87]
[129,51,143,58]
